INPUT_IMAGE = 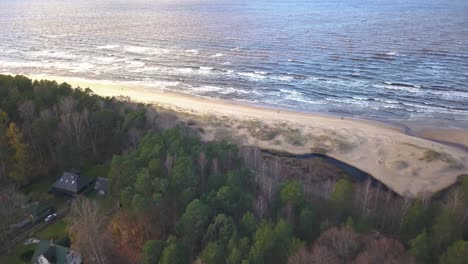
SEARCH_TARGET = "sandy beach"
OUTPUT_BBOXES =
[29,75,468,197]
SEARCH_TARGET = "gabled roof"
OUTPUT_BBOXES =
[27,202,52,217]
[32,240,69,264]
[94,177,108,192]
[52,172,93,195]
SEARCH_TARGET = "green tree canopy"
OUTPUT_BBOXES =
[141,240,165,264]
[329,179,354,219]
[439,240,468,264]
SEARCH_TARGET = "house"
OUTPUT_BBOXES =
[31,240,82,264]
[94,177,109,195]
[51,171,93,196]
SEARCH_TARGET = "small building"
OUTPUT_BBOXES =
[94,177,109,195]
[31,240,82,264]
[51,172,93,196]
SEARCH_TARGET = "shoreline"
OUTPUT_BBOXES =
[26,74,467,147]
[24,74,468,197]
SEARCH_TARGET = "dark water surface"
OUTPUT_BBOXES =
[1,0,467,125]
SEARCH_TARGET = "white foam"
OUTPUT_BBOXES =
[125,61,146,67]
[175,68,194,74]
[238,72,266,80]
[193,85,224,93]
[352,96,369,100]
[93,56,122,64]
[280,89,324,105]
[210,53,224,58]
[124,46,170,55]
[96,44,120,50]
[0,60,51,69]
[0,48,18,54]
[271,75,294,82]
[184,49,199,54]
[29,50,78,60]
[219,87,252,95]
[375,83,420,93]
[254,71,268,75]
[67,62,95,73]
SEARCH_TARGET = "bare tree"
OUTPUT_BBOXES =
[352,237,416,264]
[316,226,362,262]
[0,186,27,253]
[59,96,77,114]
[18,100,35,121]
[71,110,89,148]
[254,194,267,218]
[128,127,142,150]
[198,152,207,193]
[40,108,55,120]
[69,197,110,264]
[399,196,413,230]
[361,178,371,217]
[288,245,340,264]
[165,153,174,174]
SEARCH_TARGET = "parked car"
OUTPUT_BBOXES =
[44,213,57,222]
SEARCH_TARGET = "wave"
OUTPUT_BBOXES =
[192,85,224,93]
[184,49,199,54]
[271,75,294,82]
[372,52,397,60]
[191,85,257,96]
[0,60,53,69]
[238,72,267,80]
[175,67,194,74]
[383,81,421,88]
[0,48,18,54]
[124,46,170,55]
[92,56,124,64]
[210,53,224,58]
[96,44,120,50]
[125,60,146,67]
[29,50,78,60]
[374,83,421,93]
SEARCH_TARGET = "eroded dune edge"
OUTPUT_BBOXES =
[30,75,468,197]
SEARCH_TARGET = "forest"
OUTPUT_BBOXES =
[0,74,467,264]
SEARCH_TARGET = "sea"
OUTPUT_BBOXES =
[1,0,467,125]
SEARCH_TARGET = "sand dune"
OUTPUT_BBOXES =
[29,75,468,197]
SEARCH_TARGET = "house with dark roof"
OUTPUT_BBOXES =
[51,172,93,196]
[32,240,81,264]
[94,177,109,195]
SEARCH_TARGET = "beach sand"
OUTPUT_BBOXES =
[29,74,468,197]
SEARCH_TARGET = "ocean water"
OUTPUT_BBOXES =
[1,0,467,125]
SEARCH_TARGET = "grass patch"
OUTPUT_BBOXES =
[420,150,441,162]
[21,177,55,195]
[419,149,455,163]
[245,120,279,141]
[283,128,307,146]
[36,220,67,241]
[82,164,110,179]
[308,133,355,153]
[310,146,328,154]
[0,243,36,264]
